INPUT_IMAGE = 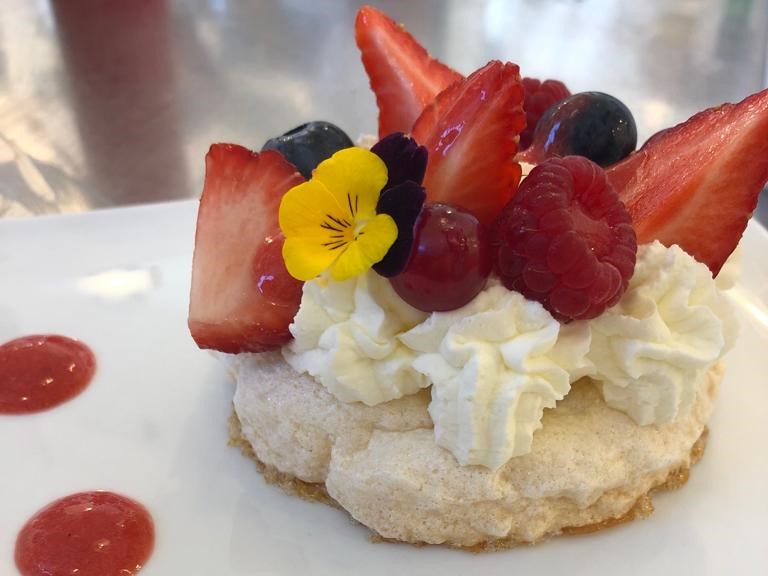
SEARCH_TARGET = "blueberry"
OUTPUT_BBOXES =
[261,121,354,178]
[530,92,637,167]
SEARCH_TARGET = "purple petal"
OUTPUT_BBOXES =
[371,132,428,188]
[374,181,426,277]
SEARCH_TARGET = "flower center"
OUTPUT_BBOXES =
[318,189,373,252]
[353,218,369,238]
[320,214,352,251]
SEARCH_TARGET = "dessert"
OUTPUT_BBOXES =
[187,5,767,548]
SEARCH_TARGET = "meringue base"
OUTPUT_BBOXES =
[230,352,721,549]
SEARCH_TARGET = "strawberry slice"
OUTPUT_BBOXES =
[188,144,305,353]
[607,88,768,275]
[411,60,526,225]
[355,5,463,138]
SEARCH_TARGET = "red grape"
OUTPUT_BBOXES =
[390,203,492,312]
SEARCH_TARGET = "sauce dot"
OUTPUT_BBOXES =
[0,334,96,414]
[15,491,155,576]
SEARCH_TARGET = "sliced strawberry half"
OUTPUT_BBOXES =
[355,5,463,138]
[189,144,305,353]
[607,88,768,275]
[411,60,526,225]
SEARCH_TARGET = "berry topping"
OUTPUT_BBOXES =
[492,156,637,321]
[390,203,492,312]
[519,77,571,150]
[371,132,428,188]
[261,121,353,179]
[523,92,637,167]
[355,5,463,138]
[607,87,768,276]
[411,61,527,226]
[189,145,305,353]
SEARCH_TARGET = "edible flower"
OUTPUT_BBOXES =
[370,131,427,190]
[371,133,427,276]
[279,147,398,281]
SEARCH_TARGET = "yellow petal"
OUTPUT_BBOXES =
[278,147,391,282]
[279,179,350,239]
[282,237,340,281]
[330,214,397,281]
[313,148,388,220]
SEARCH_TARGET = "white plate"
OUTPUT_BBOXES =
[1,201,767,575]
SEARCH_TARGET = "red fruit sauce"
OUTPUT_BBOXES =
[0,334,96,414]
[15,491,155,576]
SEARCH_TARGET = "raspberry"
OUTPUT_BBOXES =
[491,156,637,321]
[519,78,571,150]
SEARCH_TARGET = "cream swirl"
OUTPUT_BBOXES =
[283,271,428,406]
[586,241,737,425]
[400,284,593,470]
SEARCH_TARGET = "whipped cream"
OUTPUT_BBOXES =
[586,241,737,425]
[400,284,593,470]
[283,271,429,406]
[282,239,735,468]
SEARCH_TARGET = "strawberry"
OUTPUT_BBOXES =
[607,88,768,275]
[355,5,463,138]
[188,144,305,353]
[411,60,527,225]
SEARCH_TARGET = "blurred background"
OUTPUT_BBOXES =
[0,0,766,222]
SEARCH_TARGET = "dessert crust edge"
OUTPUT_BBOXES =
[228,409,710,552]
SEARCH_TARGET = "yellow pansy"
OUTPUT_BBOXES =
[279,147,398,281]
